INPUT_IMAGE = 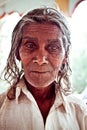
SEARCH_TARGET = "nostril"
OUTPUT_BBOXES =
[33,56,48,65]
[42,56,48,64]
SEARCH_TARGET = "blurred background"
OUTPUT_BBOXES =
[0,0,87,103]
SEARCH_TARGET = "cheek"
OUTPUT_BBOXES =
[19,50,31,65]
[48,49,65,69]
[50,55,64,70]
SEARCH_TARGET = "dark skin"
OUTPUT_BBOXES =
[19,23,66,124]
[24,78,55,124]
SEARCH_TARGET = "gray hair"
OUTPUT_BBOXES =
[3,7,72,95]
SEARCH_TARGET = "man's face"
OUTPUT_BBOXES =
[19,23,66,89]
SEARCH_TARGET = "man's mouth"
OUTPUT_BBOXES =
[30,71,49,74]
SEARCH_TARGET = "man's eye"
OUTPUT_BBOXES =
[25,42,37,49]
[47,44,60,52]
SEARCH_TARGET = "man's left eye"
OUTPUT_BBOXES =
[50,45,59,50]
[47,44,60,52]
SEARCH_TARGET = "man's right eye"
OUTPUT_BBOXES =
[25,42,37,50]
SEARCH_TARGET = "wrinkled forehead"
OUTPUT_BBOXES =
[22,23,63,37]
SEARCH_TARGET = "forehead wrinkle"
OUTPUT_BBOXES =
[23,23,61,34]
[22,36,37,40]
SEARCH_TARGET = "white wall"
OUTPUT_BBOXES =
[0,0,54,15]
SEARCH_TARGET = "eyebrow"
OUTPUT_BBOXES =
[22,36,62,46]
[23,36,61,41]
[47,38,62,46]
[22,36,37,41]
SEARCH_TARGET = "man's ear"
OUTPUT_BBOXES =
[15,49,21,61]
[62,57,67,64]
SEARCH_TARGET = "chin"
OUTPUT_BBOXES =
[28,79,54,89]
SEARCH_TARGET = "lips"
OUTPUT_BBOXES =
[28,64,53,74]
[30,71,50,73]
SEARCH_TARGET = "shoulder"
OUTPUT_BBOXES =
[66,94,87,113]
[65,94,87,129]
[0,91,7,108]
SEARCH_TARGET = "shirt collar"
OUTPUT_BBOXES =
[15,77,70,114]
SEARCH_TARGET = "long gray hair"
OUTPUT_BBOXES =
[3,7,72,95]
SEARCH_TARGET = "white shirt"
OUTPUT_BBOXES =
[0,78,87,130]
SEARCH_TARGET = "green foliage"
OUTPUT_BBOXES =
[71,46,87,93]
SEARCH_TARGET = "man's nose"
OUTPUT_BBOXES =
[33,48,48,65]
[33,56,48,65]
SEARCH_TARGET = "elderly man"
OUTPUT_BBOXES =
[0,7,87,130]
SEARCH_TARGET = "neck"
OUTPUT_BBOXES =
[24,78,55,101]
[24,77,55,124]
